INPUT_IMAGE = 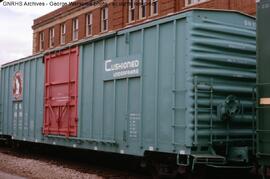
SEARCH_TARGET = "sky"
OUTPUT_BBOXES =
[0,0,71,65]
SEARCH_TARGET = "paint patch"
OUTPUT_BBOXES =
[260,98,270,105]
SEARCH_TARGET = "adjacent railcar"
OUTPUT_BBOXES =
[0,9,256,172]
[257,0,270,171]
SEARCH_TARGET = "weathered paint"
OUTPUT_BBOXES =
[0,10,256,160]
[43,47,79,137]
[78,10,256,156]
[0,55,44,142]
[257,0,270,166]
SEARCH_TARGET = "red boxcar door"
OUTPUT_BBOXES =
[43,47,79,137]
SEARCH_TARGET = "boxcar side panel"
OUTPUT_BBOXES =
[0,56,44,142]
[78,15,189,155]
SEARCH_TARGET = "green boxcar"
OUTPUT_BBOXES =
[0,55,44,141]
[0,9,256,167]
[257,0,270,166]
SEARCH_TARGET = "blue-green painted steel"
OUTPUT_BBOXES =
[0,55,44,141]
[0,10,256,162]
[257,0,270,166]
[77,10,256,157]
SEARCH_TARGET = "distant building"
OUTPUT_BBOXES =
[32,0,256,54]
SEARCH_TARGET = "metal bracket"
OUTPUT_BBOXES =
[177,153,190,166]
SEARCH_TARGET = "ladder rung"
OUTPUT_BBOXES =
[196,90,212,93]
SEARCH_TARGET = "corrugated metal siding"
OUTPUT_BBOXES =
[187,11,256,148]
[0,56,44,141]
